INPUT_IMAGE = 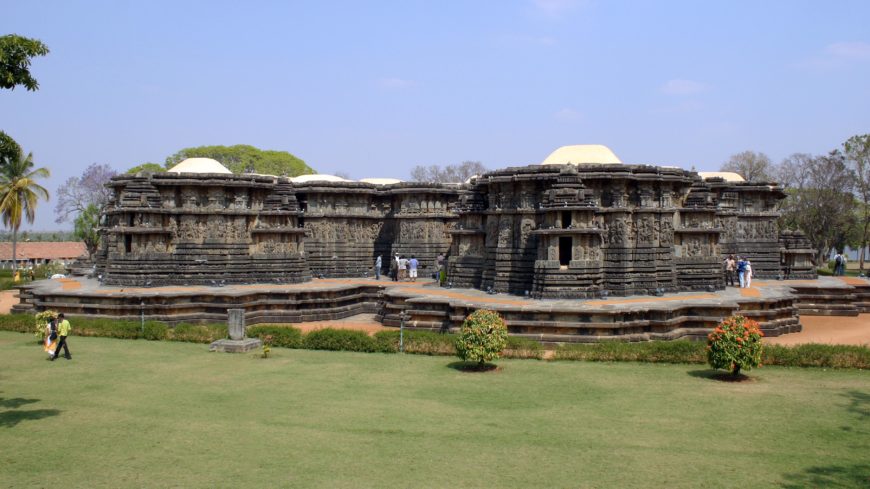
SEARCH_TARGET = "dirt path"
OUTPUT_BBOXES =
[288,314,388,335]
[765,315,870,346]
[0,290,17,315]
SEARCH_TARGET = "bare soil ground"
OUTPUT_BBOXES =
[765,314,870,346]
[0,290,17,314]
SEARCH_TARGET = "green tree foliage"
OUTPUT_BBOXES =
[126,162,165,174]
[454,309,508,367]
[0,148,50,268]
[0,34,49,91]
[74,203,101,260]
[0,131,22,164]
[706,315,764,376]
[164,144,315,176]
[776,151,857,263]
[844,134,870,269]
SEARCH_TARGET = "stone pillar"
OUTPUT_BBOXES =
[209,308,261,352]
[227,308,245,340]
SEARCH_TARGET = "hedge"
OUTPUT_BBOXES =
[1,313,866,368]
[247,325,303,348]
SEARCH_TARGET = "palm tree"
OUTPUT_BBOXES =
[0,149,50,270]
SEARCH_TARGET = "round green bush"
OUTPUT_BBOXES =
[707,315,764,376]
[455,309,508,366]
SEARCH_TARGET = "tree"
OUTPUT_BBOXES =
[720,151,774,182]
[454,309,508,368]
[74,203,101,260]
[777,151,856,264]
[53,163,117,223]
[0,131,21,164]
[126,162,165,174]
[0,149,50,269]
[165,144,315,176]
[0,34,50,91]
[844,134,870,270]
[410,161,487,183]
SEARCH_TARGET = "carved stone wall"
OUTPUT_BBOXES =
[99,164,792,293]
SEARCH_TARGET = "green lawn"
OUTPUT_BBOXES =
[1,331,868,489]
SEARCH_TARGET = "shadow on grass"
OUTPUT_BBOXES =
[841,390,870,434]
[0,408,61,428]
[447,361,501,373]
[780,464,870,488]
[0,397,40,409]
[844,390,870,420]
[687,369,753,382]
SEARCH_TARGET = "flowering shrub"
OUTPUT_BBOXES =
[34,310,58,341]
[707,315,764,376]
[455,309,508,367]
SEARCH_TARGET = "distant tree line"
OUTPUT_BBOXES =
[410,161,487,183]
[720,134,870,268]
[127,144,316,177]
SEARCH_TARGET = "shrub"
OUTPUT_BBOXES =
[34,310,58,341]
[0,313,34,333]
[302,328,378,352]
[454,309,508,367]
[142,321,168,341]
[554,340,706,363]
[707,315,764,376]
[247,325,303,348]
[505,336,545,360]
[168,323,227,343]
[373,330,456,355]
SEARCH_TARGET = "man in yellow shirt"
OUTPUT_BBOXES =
[51,313,72,361]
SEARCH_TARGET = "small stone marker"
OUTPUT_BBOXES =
[228,308,245,340]
[209,308,262,353]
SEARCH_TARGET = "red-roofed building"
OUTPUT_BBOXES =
[0,242,87,269]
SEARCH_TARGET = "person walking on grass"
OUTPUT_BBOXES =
[51,313,71,361]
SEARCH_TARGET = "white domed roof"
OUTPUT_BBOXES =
[698,171,746,182]
[541,144,622,165]
[290,174,352,183]
[167,158,232,174]
[360,177,402,185]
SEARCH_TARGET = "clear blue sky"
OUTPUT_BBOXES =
[3,0,870,230]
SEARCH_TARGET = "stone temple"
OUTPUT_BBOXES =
[95,145,816,297]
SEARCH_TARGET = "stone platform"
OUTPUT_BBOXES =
[19,276,870,343]
[11,275,870,343]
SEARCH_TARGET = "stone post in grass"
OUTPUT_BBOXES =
[209,308,262,353]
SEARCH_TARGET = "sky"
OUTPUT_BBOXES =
[3,0,870,230]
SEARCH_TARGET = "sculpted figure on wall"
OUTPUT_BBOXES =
[660,219,674,246]
[497,217,513,247]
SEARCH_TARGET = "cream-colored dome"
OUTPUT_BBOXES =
[167,158,232,174]
[360,177,402,185]
[698,171,746,182]
[541,144,622,165]
[290,174,351,183]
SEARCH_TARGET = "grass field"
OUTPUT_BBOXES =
[1,331,868,488]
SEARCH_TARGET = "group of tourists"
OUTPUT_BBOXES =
[723,255,753,288]
[833,252,848,276]
[380,254,420,282]
[373,252,448,286]
[43,313,72,361]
